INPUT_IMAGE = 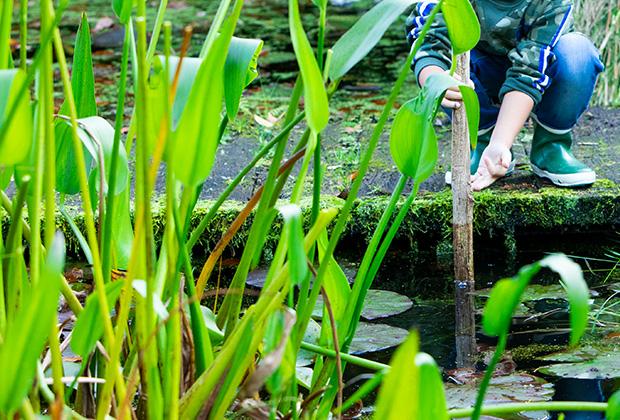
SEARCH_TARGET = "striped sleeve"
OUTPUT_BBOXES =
[500,0,574,104]
[405,0,452,84]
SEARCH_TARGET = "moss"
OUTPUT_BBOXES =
[511,343,566,364]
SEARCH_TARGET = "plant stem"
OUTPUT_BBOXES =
[449,402,608,418]
[19,0,27,70]
[299,342,389,371]
[472,332,508,420]
[102,23,131,279]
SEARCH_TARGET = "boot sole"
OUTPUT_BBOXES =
[531,165,596,187]
[445,161,515,186]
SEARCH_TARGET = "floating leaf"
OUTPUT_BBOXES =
[349,322,408,355]
[441,0,481,55]
[445,373,554,419]
[329,0,416,81]
[0,234,65,412]
[289,0,329,132]
[374,331,420,419]
[0,69,32,166]
[537,344,620,380]
[313,289,412,320]
[224,37,263,120]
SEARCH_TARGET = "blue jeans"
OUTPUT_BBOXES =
[471,32,604,135]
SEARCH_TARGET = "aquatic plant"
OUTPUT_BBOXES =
[0,0,618,419]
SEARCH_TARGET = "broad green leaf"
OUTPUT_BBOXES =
[460,85,480,149]
[0,69,32,165]
[483,254,588,343]
[56,117,129,196]
[607,390,620,420]
[289,0,329,133]
[329,0,416,81]
[374,331,420,419]
[171,27,232,186]
[416,353,448,420]
[71,280,124,357]
[280,204,308,286]
[390,72,478,181]
[224,37,263,120]
[441,0,481,55]
[540,254,589,345]
[159,56,201,128]
[111,189,133,270]
[0,233,65,412]
[112,0,132,24]
[200,305,224,344]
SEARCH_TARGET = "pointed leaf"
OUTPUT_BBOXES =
[289,0,329,133]
[540,254,589,345]
[329,0,416,81]
[0,233,65,412]
[607,390,620,420]
[374,331,420,419]
[442,0,481,55]
[317,230,350,321]
[224,37,263,120]
[0,69,32,165]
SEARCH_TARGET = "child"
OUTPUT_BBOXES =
[406,0,604,190]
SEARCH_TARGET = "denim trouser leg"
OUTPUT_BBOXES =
[533,33,605,133]
[468,33,604,134]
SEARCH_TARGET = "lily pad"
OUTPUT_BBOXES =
[297,318,321,367]
[296,367,313,390]
[445,373,554,420]
[537,345,620,380]
[349,322,408,355]
[312,289,413,320]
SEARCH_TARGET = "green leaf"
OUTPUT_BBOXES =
[374,331,420,419]
[0,69,32,165]
[289,0,329,133]
[224,37,263,120]
[61,14,97,117]
[441,0,481,55]
[416,353,448,420]
[111,189,133,270]
[280,204,308,286]
[329,0,416,81]
[390,72,478,180]
[0,233,65,412]
[607,389,620,420]
[482,254,589,343]
[317,231,351,321]
[71,280,125,357]
[56,117,129,196]
[539,254,589,345]
[112,0,132,24]
[171,36,230,186]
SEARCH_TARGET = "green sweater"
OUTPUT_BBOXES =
[406,0,575,105]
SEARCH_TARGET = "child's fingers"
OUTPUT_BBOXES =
[444,90,463,101]
[441,98,461,109]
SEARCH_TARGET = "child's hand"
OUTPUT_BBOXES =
[418,65,475,109]
[471,144,512,191]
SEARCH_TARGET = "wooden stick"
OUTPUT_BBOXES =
[452,52,476,368]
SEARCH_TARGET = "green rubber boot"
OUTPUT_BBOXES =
[470,131,491,175]
[530,124,596,187]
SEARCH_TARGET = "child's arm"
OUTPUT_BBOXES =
[471,91,534,191]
